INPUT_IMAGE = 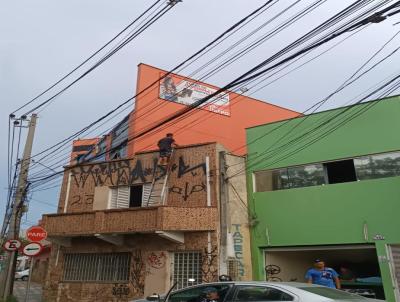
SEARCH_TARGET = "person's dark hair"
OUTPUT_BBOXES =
[219,274,232,281]
[164,77,176,89]
[181,88,193,97]
[166,133,173,137]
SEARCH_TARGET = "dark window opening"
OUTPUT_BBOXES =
[72,144,95,152]
[111,152,121,160]
[129,185,143,207]
[324,160,357,184]
[110,140,128,160]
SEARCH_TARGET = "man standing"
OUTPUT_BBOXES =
[157,133,178,166]
[305,259,341,289]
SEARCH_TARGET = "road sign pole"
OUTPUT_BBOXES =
[0,114,37,299]
[24,258,34,302]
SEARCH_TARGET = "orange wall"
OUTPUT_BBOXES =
[128,64,299,156]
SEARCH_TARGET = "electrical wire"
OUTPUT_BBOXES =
[28,1,400,188]
[23,3,174,116]
[111,1,366,153]
[29,198,57,209]
[246,38,400,164]
[28,0,400,185]
[165,26,368,150]
[28,0,344,175]
[128,0,395,150]
[130,0,400,180]
[228,74,400,180]
[229,26,400,157]
[25,0,282,175]
[11,0,165,115]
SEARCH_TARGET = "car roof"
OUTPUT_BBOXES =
[170,282,323,301]
[203,281,321,288]
[174,281,324,293]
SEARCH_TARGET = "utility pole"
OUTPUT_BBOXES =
[219,150,229,275]
[0,114,37,299]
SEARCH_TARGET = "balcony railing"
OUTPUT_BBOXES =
[42,206,217,237]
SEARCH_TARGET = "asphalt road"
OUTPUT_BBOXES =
[13,281,42,302]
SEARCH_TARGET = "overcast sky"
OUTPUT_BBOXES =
[1,0,400,229]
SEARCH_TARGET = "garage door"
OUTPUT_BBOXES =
[264,245,376,283]
[389,245,400,301]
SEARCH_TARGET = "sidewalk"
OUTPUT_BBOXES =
[13,281,42,302]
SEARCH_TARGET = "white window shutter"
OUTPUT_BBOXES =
[142,183,151,207]
[116,186,130,208]
[109,186,130,209]
[110,188,118,209]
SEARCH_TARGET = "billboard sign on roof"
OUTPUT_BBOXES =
[159,74,230,116]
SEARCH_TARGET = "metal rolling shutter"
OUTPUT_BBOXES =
[391,245,400,297]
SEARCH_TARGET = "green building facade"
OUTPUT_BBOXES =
[246,95,400,301]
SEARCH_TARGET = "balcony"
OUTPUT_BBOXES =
[42,206,217,244]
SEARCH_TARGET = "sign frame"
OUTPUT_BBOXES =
[22,242,43,257]
[26,226,47,242]
[159,73,231,116]
[3,239,22,252]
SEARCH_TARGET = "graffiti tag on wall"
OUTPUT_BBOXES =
[169,182,206,201]
[70,154,211,204]
[70,194,94,207]
[147,252,166,269]
[71,159,160,188]
[130,250,145,295]
[112,284,130,298]
[265,265,282,282]
[232,224,245,278]
[169,156,207,201]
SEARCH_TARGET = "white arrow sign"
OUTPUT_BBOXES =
[22,242,43,257]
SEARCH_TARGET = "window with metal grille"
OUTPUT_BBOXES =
[172,252,202,289]
[63,253,130,282]
[227,257,239,280]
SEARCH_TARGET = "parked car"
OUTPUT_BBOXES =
[132,281,384,302]
[14,268,29,281]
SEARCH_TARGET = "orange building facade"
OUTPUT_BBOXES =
[127,64,299,156]
[72,64,299,164]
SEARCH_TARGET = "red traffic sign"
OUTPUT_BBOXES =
[22,242,43,257]
[3,239,22,251]
[26,226,47,242]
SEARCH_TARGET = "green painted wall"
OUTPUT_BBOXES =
[246,96,400,301]
[246,96,400,171]
[252,177,400,246]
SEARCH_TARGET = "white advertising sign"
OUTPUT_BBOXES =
[159,75,230,116]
